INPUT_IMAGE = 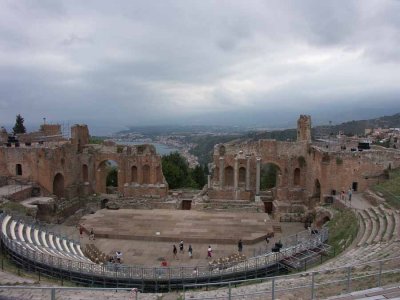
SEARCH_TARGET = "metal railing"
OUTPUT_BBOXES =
[0,256,399,299]
[183,255,400,299]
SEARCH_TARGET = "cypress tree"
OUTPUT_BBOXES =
[13,114,26,134]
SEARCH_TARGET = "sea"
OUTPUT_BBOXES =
[115,141,179,156]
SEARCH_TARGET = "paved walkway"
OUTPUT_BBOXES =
[336,192,373,210]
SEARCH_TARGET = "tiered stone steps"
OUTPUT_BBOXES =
[320,205,400,269]
[1,214,91,263]
[205,198,261,212]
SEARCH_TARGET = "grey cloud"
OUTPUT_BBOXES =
[0,0,399,134]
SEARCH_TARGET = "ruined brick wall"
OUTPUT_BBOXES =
[305,145,400,201]
[210,139,309,201]
[0,126,168,201]
[209,115,400,211]
[297,115,312,142]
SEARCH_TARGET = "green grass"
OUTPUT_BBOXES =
[327,209,358,256]
[0,201,29,215]
[372,168,400,208]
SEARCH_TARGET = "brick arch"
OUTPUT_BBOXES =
[239,167,246,183]
[224,166,234,187]
[95,159,119,194]
[294,168,301,186]
[142,165,150,184]
[53,173,64,199]
[314,179,321,201]
[131,165,138,183]
[260,161,282,189]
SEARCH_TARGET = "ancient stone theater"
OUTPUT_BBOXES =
[0,115,399,220]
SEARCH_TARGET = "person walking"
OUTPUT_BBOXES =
[238,239,243,253]
[79,225,83,238]
[207,245,212,259]
[173,245,178,259]
[179,240,184,253]
[89,228,95,240]
[348,188,352,202]
[188,245,193,259]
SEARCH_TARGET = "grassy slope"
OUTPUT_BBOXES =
[372,169,400,208]
[327,209,359,256]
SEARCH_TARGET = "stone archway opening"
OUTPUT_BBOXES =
[260,163,281,190]
[53,173,64,199]
[82,164,88,182]
[239,167,246,185]
[294,168,301,186]
[224,166,234,187]
[142,165,150,184]
[131,166,138,183]
[97,160,119,194]
[314,179,321,200]
[16,164,22,176]
[101,198,109,209]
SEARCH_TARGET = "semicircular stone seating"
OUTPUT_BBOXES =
[184,203,400,300]
[0,214,92,264]
[318,204,400,270]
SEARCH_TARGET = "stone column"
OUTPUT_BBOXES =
[207,175,211,189]
[256,157,261,196]
[245,155,251,191]
[219,157,225,188]
[234,157,239,190]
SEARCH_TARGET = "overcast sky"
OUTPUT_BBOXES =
[0,0,400,134]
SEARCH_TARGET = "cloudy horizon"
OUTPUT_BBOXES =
[1,0,400,135]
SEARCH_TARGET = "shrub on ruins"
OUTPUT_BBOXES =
[13,114,26,134]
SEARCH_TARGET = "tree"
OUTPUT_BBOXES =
[260,164,279,190]
[106,167,118,187]
[13,114,26,134]
[162,152,195,189]
[191,165,206,189]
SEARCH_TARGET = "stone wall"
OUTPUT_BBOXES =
[209,115,400,214]
[0,125,169,204]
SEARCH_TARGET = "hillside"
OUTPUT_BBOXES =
[314,113,400,136]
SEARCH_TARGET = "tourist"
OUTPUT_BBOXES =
[179,240,184,253]
[89,228,95,240]
[188,245,193,259]
[238,239,243,253]
[348,188,352,202]
[207,245,212,259]
[79,225,83,238]
[265,236,270,245]
[173,245,177,259]
[341,190,345,201]
[116,251,122,263]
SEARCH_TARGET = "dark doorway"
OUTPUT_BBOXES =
[101,199,109,209]
[82,164,88,182]
[352,182,358,191]
[131,166,138,182]
[264,201,273,214]
[181,200,192,210]
[53,173,64,199]
[314,179,321,200]
[16,164,22,176]
[294,168,300,186]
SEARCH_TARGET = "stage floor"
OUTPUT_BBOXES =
[81,209,279,244]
